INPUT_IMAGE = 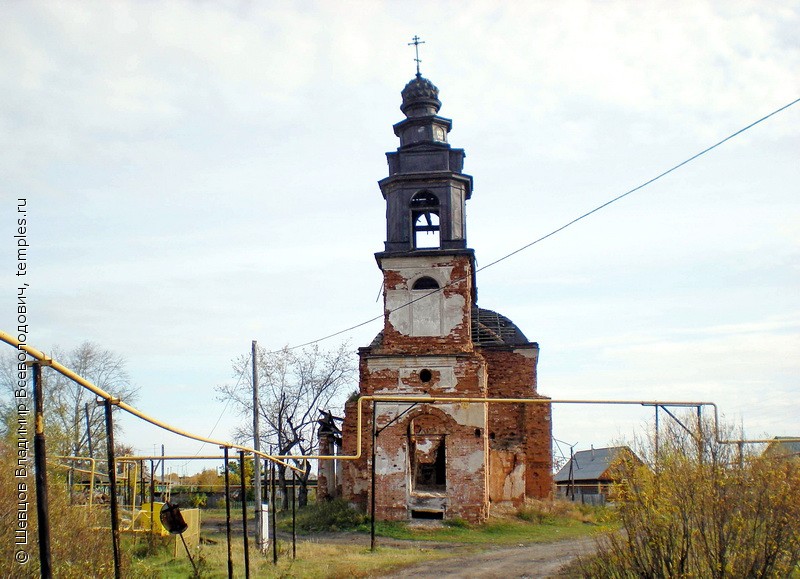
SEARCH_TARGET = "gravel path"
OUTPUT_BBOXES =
[201,513,598,577]
[381,536,597,578]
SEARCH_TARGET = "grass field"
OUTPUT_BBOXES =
[127,501,611,578]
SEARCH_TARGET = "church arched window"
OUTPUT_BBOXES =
[412,276,439,290]
[410,191,440,249]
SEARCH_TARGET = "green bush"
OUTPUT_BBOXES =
[190,493,207,508]
[288,499,367,533]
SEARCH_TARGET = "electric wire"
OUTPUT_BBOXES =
[271,96,800,354]
[177,354,250,468]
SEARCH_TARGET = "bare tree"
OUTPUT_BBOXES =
[216,342,355,508]
[1,342,138,458]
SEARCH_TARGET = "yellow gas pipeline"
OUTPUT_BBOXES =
[1,330,301,472]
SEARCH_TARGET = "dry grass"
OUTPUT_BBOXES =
[514,498,608,525]
[135,499,608,577]
[133,534,452,578]
[0,441,136,578]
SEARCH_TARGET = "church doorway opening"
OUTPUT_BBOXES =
[410,429,446,492]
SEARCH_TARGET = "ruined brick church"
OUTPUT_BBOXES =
[320,73,552,523]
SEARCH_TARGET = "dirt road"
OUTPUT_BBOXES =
[382,536,596,578]
[200,513,596,577]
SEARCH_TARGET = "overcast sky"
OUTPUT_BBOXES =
[2,1,798,475]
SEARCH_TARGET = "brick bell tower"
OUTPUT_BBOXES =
[377,73,475,353]
[337,73,552,523]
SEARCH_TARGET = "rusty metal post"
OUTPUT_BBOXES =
[149,459,155,544]
[292,467,297,559]
[32,362,53,578]
[271,459,277,565]
[68,459,74,506]
[238,450,250,579]
[370,400,377,551]
[160,444,165,495]
[697,405,704,464]
[123,463,129,514]
[138,460,144,508]
[223,447,233,579]
[654,404,660,471]
[103,398,121,579]
[567,445,575,501]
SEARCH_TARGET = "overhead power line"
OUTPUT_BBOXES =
[184,354,249,464]
[475,97,800,274]
[272,96,800,354]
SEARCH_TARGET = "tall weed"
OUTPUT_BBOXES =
[0,441,132,578]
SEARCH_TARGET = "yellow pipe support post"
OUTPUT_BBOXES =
[50,458,99,517]
[117,459,140,529]
[51,463,96,476]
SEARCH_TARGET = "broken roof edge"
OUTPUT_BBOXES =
[471,306,533,347]
[361,305,536,352]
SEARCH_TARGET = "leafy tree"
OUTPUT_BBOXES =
[0,342,138,458]
[226,455,253,487]
[216,342,355,508]
[583,417,800,577]
[183,467,225,493]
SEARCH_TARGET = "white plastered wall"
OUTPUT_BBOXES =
[383,257,466,337]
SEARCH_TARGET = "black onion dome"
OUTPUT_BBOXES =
[401,75,442,117]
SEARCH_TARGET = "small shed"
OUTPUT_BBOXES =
[763,437,800,460]
[554,446,639,505]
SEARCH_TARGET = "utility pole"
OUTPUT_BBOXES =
[32,362,53,578]
[252,340,264,552]
[103,398,121,579]
[568,445,575,501]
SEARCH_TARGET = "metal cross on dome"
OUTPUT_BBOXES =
[408,35,425,77]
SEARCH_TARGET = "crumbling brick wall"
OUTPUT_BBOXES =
[336,255,553,523]
[341,347,491,522]
[482,346,553,504]
[372,406,488,521]
[379,255,474,355]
